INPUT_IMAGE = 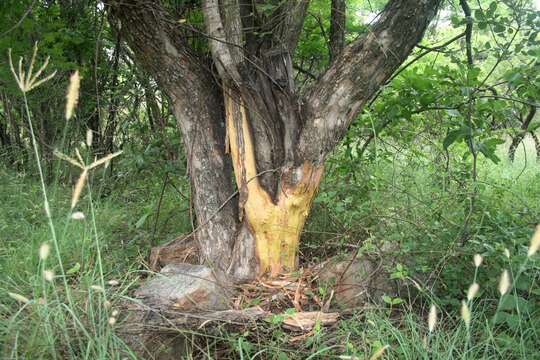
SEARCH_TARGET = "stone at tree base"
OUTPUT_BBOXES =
[120,263,234,359]
[135,263,231,311]
[316,255,397,308]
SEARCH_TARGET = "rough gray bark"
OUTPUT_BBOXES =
[106,0,443,282]
[329,0,346,62]
[106,0,239,274]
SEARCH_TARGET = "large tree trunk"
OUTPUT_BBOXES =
[106,0,442,282]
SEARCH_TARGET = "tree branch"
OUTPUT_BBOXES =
[459,0,473,66]
[274,0,310,52]
[329,0,346,62]
[203,0,242,82]
[298,0,443,163]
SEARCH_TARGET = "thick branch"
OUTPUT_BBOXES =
[203,0,242,82]
[105,0,238,271]
[298,0,442,163]
[329,0,346,62]
[274,0,310,52]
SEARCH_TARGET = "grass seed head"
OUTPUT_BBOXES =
[467,283,479,301]
[498,270,511,296]
[428,304,437,333]
[461,301,471,328]
[86,129,93,147]
[65,70,80,120]
[71,169,88,209]
[71,211,86,220]
[473,254,483,268]
[43,270,54,282]
[39,243,50,260]
[528,225,540,257]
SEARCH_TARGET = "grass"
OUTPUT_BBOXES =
[1,138,538,358]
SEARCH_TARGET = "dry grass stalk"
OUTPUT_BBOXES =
[53,150,84,169]
[282,311,339,331]
[87,151,123,170]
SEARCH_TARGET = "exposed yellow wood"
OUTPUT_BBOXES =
[224,91,323,276]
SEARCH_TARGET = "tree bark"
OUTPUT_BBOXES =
[530,131,540,162]
[329,0,346,62]
[106,0,442,282]
[509,106,536,162]
[105,0,239,275]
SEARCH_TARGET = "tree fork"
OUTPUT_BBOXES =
[224,92,323,276]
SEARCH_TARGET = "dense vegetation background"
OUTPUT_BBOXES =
[0,0,539,358]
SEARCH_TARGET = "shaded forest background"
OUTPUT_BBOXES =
[0,0,539,358]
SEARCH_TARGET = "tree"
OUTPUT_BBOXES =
[104,0,442,282]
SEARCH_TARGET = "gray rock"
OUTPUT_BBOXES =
[135,263,231,311]
[317,255,396,308]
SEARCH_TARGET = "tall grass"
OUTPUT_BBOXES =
[1,45,135,359]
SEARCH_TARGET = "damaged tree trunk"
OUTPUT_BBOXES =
[224,93,323,275]
[105,0,442,282]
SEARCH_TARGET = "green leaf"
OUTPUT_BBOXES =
[135,213,150,229]
[527,122,540,132]
[443,128,466,149]
[479,145,501,164]
[494,24,506,33]
[66,262,81,275]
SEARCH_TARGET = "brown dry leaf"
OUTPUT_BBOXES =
[282,311,339,331]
